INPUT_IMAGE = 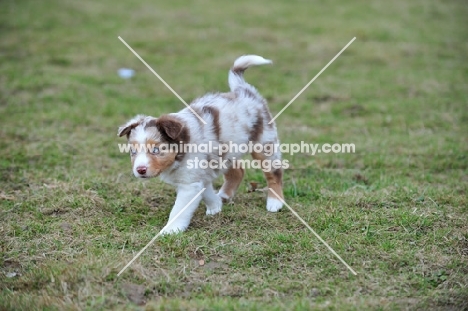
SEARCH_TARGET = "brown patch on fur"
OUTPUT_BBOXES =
[147,149,177,176]
[251,152,284,200]
[265,171,283,200]
[155,115,190,144]
[249,113,264,142]
[118,121,141,138]
[232,68,242,74]
[148,139,179,171]
[202,106,221,140]
[129,139,178,177]
[144,118,158,130]
[219,165,245,200]
[273,167,283,182]
[144,117,190,162]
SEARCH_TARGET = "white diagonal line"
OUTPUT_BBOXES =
[118,36,207,124]
[269,37,356,124]
[269,188,358,275]
[117,188,206,276]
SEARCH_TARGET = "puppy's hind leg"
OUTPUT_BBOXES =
[204,183,222,215]
[251,151,284,212]
[218,165,245,202]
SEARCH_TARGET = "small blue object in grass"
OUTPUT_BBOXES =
[118,68,135,79]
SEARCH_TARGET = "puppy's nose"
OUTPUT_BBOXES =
[136,166,147,175]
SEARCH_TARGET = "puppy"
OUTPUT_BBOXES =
[118,55,284,234]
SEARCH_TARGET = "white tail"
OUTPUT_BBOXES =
[228,55,272,91]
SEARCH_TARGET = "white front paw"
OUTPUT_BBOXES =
[266,197,283,212]
[206,196,222,215]
[160,224,186,235]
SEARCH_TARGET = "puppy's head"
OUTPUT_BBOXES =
[118,114,189,178]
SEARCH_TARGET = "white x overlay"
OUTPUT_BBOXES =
[118,36,207,124]
[269,37,356,124]
[117,36,357,276]
[269,188,357,275]
[117,188,206,276]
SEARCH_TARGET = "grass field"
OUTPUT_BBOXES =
[1,0,467,310]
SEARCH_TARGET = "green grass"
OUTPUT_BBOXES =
[1,0,467,309]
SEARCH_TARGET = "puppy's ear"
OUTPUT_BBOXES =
[155,115,189,143]
[117,116,144,138]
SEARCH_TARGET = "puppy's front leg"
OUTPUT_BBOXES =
[203,183,222,215]
[160,182,204,235]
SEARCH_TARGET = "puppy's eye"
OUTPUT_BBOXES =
[150,146,160,155]
[130,147,137,156]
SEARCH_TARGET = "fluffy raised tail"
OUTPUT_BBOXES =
[228,55,272,91]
